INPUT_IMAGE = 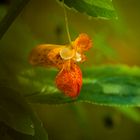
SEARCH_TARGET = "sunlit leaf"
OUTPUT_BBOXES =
[59,0,117,19]
[27,65,140,106]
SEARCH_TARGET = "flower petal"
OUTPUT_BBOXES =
[29,44,65,68]
[55,63,82,98]
[73,33,92,52]
[47,47,66,69]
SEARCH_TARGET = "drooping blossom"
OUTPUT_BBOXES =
[29,33,92,98]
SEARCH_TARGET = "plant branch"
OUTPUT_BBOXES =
[0,0,30,39]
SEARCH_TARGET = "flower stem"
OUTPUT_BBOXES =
[62,0,72,45]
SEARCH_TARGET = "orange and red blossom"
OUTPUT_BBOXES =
[29,33,92,98]
[55,63,82,98]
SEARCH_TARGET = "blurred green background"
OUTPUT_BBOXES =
[0,0,140,140]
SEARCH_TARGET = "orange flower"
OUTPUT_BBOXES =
[55,63,82,98]
[29,33,92,98]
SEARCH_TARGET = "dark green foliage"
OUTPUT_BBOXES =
[0,86,48,140]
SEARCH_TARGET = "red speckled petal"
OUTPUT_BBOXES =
[55,63,82,98]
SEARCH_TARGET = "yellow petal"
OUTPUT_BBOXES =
[29,44,65,68]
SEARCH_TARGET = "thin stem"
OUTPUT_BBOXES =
[0,0,30,39]
[62,0,72,45]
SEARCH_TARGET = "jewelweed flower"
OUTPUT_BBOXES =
[29,33,92,98]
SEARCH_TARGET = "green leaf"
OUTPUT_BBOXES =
[27,65,140,106]
[117,107,140,123]
[59,0,117,19]
[0,86,48,140]
[31,113,48,140]
[0,86,34,135]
